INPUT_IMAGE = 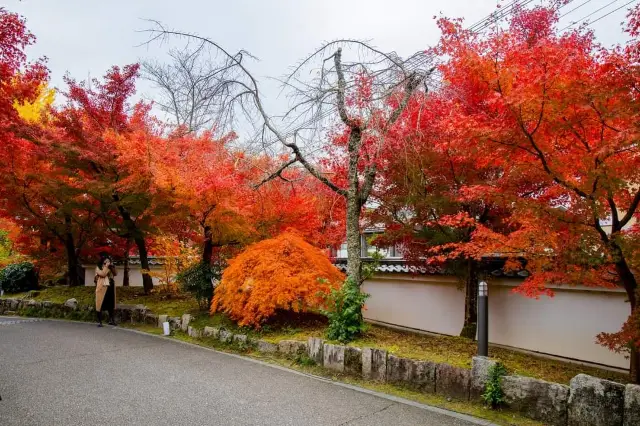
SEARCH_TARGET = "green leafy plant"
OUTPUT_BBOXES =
[294,353,316,366]
[0,262,39,294]
[176,262,220,309]
[320,252,382,343]
[482,362,508,409]
[321,277,369,343]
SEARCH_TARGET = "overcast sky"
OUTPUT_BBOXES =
[5,0,635,140]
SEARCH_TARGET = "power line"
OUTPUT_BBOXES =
[560,0,595,18]
[588,0,638,25]
[561,0,621,30]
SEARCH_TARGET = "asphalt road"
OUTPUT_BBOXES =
[0,317,488,426]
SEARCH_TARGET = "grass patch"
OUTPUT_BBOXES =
[2,286,200,316]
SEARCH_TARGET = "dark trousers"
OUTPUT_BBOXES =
[97,284,115,324]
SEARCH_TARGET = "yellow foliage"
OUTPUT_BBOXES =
[14,84,55,123]
[211,232,345,327]
[148,235,199,295]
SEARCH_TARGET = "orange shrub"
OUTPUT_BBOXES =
[210,232,344,327]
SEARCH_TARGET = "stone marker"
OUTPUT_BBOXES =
[568,374,624,426]
[180,314,191,332]
[344,347,363,375]
[256,340,278,353]
[219,329,233,343]
[387,355,414,385]
[278,340,307,357]
[624,383,640,426]
[470,356,497,400]
[502,375,569,426]
[203,327,219,338]
[63,298,78,310]
[308,337,324,365]
[323,344,345,372]
[435,363,470,401]
[157,314,168,328]
[362,348,387,381]
[411,360,436,393]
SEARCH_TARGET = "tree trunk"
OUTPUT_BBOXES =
[202,225,213,265]
[134,236,153,294]
[345,195,362,287]
[614,258,640,383]
[460,258,479,339]
[113,193,153,293]
[64,215,82,287]
[123,240,130,287]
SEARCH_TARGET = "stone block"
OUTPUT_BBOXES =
[470,356,498,400]
[345,347,362,375]
[308,337,324,365]
[362,348,387,381]
[624,384,640,426]
[63,298,78,311]
[187,326,202,338]
[387,355,414,385]
[203,327,219,338]
[411,360,436,393]
[323,344,345,372]
[114,307,131,323]
[25,299,41,309]
[168,317,181,330]
[180,314,191,332]
[144,313,158,325]
[233,334,248,345]
[256,340,278,353]
[9,298,19,310]
[568,374,624,426]
[131,305,147,323]
[279,340,308,357]
[435,363,470,401]
[502,375,569,426]
[219,329,233,343]
[157,314,168,328]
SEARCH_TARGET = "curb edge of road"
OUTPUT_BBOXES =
[3,316,497,426]
[116,325,497,426]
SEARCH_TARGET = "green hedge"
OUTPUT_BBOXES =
[0,262,39,294]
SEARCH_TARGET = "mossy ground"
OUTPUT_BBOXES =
[3,285,630,384]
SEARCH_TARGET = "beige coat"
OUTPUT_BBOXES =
[95,265,116,311]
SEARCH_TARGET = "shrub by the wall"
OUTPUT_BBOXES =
[211,232,344,327]
[0,262,39,293]
[176,262,220,309]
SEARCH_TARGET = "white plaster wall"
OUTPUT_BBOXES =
[488,280,628,369]
[363,274,629,369]
[362,274,466,336]
[83,265,162,287]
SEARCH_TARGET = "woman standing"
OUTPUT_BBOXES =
[95,255,117,327]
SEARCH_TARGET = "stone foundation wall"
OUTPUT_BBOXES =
[2,296,639,425]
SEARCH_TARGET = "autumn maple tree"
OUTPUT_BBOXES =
[428,4,640,380]
[372,90,519,339]
[211,232,345,327]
